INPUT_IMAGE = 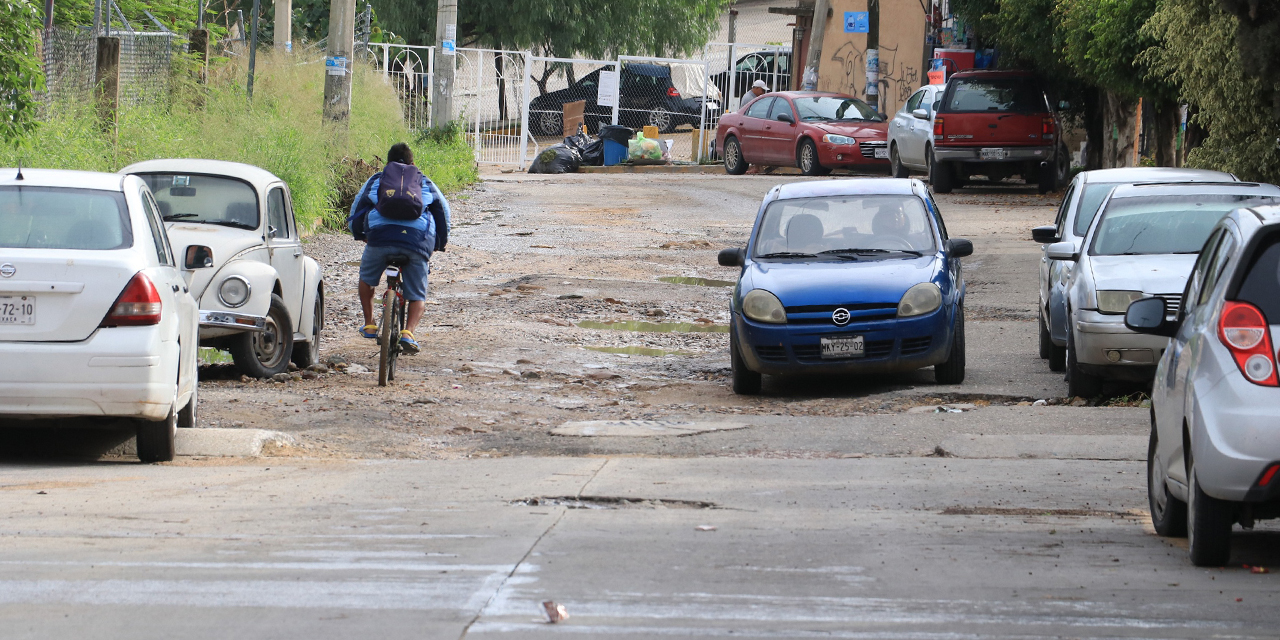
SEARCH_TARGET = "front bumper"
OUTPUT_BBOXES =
[0,326,177,420]
[199,310,266,337]
[933,145,1054,164]
[1193,374,1280,502]
[819,142,891,168]
[1074,311,1169,377]
[736,306,954,376]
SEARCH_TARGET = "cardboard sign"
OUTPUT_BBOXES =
[563,100,585,137]
[844,11,869,33]
[597,70,619,108]
[928,69,946,85]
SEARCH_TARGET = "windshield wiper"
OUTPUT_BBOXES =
[163,213,199,220]
[823,248,924,257]
[756,251,817,259]
[198,219,257,230]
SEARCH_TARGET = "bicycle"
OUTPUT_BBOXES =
[376,255,411,387]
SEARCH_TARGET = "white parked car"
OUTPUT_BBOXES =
[0,168,199,462]
[887,82,945,179]
[1126,204,1280,565]
[1047,182,1280,397]
[1031,168,1237,372]
[120,160,324,378]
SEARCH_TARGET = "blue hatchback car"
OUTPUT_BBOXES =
[718,178,973,394]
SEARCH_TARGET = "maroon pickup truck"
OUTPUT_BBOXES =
[930,70,1070,194]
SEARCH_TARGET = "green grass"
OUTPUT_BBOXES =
[1,51,477,231]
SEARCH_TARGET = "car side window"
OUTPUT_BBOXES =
[139,189,172,266]
[927,194,948,240]
[147,192,176,263]
[1183,228,1224,314]
[905,90,925,113]
[1054,183,1076,235]
[745,97,774,119]
[267,187,291,240]
[1198,231,1237,306]
[769,98,794,121]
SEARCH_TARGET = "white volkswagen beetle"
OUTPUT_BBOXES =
[121,160,323,378]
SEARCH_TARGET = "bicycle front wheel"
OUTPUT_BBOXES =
[378,289,395,387]
[388,296,404,382]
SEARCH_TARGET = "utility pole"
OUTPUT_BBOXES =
[43,0,53,30]
[247,0,261,98]
[866,0,879,113]
[431,0,458,129]
[801,0,830,90]
[322,0,356,123]
[274,0,292,51]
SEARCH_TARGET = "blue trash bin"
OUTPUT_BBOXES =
[603,139,627,166]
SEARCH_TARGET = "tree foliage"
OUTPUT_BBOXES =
[1143,0,1280,182]
[51,0,198,31]
[0,0,45,143]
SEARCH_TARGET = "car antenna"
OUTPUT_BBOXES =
[15,160,23,181]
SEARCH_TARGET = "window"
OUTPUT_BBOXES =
[769,98,794,121]
[139,173,259,230]
[1199,232,1237,305]
[753,195,936,257]
[905,90,925,113]
[927,195,948,241]
[267,187,291,239]
[943,77,1047,113]
[1237,231,1280,323]
[1090,194,1280,256]
[1073,183,1118,235]
[140,189,172,265]
[736,54,766,73]
[745,97,775,119]
[1184,228,1224,313]
[792,95,883,122]
[0,186,131,250]
[1054,184,1076,235]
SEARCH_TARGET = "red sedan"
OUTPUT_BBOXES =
[716,91,891,176]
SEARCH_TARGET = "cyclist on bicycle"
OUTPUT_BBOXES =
[348,142,451,355]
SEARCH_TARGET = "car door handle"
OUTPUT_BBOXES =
[293,249,302,257]
[171,285,180,292]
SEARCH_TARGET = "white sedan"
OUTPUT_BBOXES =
[0,168,199,462]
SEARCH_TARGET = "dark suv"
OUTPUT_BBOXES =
[528,63,721,136]
[930,70,1070,194]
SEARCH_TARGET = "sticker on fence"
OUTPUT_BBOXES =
[597,70,619,108]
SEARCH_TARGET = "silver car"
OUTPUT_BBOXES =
[1046,182,1280,397]
[1033,168,1237,372]
[1125,204,1280,566]
[887,83,945,179]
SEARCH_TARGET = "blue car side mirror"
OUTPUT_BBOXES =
[718,247,746,267]
[947,238,973,258]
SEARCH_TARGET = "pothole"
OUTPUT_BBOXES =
[576,320,730,333]
[658,276,735,288]
[512,495,718,510]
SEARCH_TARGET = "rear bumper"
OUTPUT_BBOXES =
[0,326,176,420]
[1193,376,1280,502]
[933,145,1055,163]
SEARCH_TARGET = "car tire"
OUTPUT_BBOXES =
[930,151,953,194]
[292,287,323,369]
[1040,307,1067,371]
[723,136,748,175]
[730,328,762,395]
[648,110,675,134]
[1066,329,1102,398]
[535,111,563,137]
[798,139,831,176]
[1148,420,1187,537]
[935,305,966,384]
[136,401,177,463]
[1054,145,1071,190]
[178,381,197,429]
[890,144,910,178]
[1187,453,1234,566]
[1038,308,1052,359]
[230,293,294,378]
[1037,161,1056,194]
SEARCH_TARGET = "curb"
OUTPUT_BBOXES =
[579,164,727,174]
[111,428,295,458]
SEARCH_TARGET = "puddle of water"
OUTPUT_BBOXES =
[576,320,729,333]
[659,276,736,288]
[198,347,234,365]
[583,346,689,357]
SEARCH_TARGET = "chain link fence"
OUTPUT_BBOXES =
[41,27,177,106]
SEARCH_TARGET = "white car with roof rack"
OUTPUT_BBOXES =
[0,168,199,462]
[120,159,324,378]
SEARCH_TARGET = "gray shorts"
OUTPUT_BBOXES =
[359,245,428,301]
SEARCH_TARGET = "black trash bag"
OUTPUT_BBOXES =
[563,132,592,152]
[598,125,633,146]
[528,144,581,174]
[579,139,604,166]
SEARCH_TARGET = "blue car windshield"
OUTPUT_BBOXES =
[752,195,935,258]
[1090,194,1280,256]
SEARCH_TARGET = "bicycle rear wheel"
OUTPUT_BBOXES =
[378,288,395,387]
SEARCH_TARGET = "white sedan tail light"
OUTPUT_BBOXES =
[100,272,162,327]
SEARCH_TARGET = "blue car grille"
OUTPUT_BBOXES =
[792,339,894,362]
[786,302,899,326]
[901,336,932,355]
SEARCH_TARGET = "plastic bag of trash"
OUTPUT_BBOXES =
[579,138,604,166]
[528,144,581,174]
[628,133,664,164]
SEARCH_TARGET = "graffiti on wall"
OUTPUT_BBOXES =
[826,42,920,115]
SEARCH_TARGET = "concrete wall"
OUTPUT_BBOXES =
[815,0,928,116]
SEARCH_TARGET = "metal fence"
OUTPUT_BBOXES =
[42,28,176,105]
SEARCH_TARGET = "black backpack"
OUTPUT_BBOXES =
[375,162,424,221]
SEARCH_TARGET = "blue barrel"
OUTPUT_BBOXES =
[603,139,628,166]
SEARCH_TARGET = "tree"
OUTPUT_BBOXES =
[0,0,45,142]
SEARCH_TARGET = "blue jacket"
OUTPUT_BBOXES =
[348,171,451,260]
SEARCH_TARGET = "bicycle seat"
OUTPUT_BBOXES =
[385,254,412,267]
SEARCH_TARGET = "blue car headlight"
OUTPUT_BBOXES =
[822,134,856,145]
[898,283,942,317]
[743,289,787,324]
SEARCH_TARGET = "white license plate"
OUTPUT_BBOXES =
[980,147,1007,160]
[0,296,35,325]
[873,148,890,159]
[820,335,864,359]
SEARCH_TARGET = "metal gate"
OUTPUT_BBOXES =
[521,55,620,164]
[453,48,528,166]
[370,43,434,131]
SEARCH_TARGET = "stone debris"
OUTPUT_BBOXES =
[542,601,569,623]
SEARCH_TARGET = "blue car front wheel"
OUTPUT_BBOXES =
[731,328,762,395]
[934,305,966,384]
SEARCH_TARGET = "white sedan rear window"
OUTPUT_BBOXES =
[0,187,131,250]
